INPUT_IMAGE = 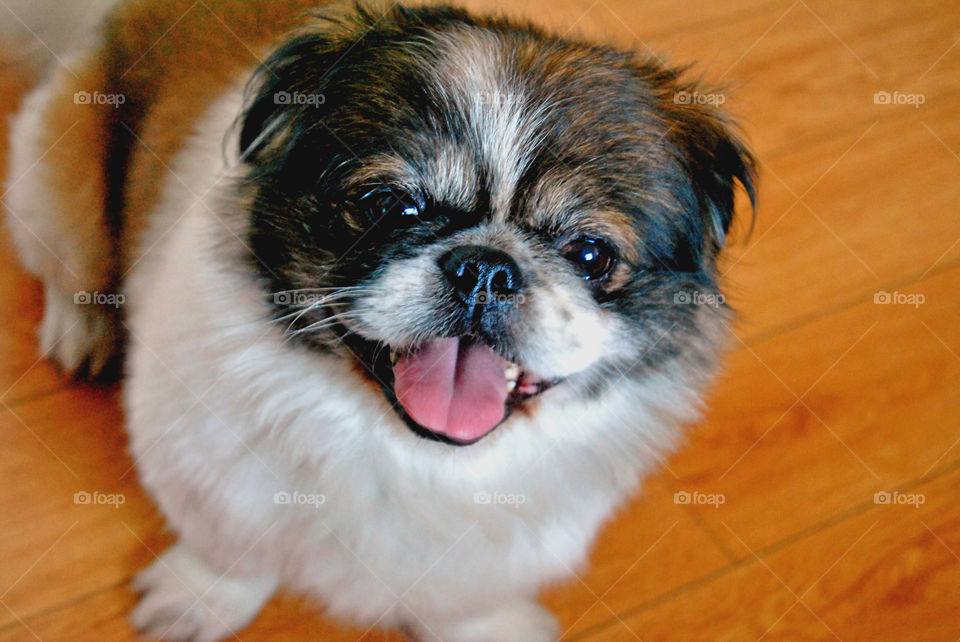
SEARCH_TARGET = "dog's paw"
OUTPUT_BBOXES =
[130,544,275,642]
[39,284,118,378]
[415,600,559,642]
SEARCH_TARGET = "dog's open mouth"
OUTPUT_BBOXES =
[370,337,558,445]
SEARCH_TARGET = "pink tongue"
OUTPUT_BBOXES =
[393,338,509,443]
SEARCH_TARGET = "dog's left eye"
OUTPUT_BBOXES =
[358,190,422,224]
[563,237,617,281]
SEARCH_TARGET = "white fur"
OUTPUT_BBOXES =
[114,85,704,640]
[131,543,277,642]
[351,222,623,379]
[4,54,119,373]
[339,29,543,221]
[5,17,712,642]
[422,27,549,219]
[0,0,119,72]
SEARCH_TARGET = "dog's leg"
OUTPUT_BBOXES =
[413,600,559,642]
[131,543,277,642]
[4,61,122,377]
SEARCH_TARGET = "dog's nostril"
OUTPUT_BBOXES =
[451,259,481,295]
[489,266,515,294]
[439,245,523,302]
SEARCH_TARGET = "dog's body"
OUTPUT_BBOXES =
[4,1,754,640]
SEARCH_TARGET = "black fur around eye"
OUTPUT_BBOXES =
[563,237,617,281]
[358,189,423,224]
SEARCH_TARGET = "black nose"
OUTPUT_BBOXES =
[439,245,523,305]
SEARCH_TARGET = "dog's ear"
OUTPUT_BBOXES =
[659,80,757,260]
[238,3,476,168]
[238,29,344,166]
[238,4,391,167]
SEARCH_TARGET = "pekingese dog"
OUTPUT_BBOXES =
[4,0,754,639]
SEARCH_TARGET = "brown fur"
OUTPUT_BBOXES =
[39,0,325,294]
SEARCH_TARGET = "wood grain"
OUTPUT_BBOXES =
[583,465,960,641]
[540,476,731,639]
[2,0,960,640]
[669,263,960,555]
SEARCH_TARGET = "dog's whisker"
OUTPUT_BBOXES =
[279,308,360,339]
[271,299,355,323]
[21,0,759,635]
[289,312,360,335]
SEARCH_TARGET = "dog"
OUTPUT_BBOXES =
[3,1,754,639]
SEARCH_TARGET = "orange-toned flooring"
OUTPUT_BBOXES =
[2,1,959,639]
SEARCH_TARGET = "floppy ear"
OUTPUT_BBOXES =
[237,3,390,166]
[237,3,475,167]
[238,29,344,166]
[662,84,757,256]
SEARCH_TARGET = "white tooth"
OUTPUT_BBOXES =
[505,363,520,381]
[507,379,517,393]
[390,349,399,365]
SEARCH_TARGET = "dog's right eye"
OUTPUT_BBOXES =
[358,189,423,225]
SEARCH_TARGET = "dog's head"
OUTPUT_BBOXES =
[237,4,755,445]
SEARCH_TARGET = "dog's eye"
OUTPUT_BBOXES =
[358,189,422,224]
[563,237,617,281]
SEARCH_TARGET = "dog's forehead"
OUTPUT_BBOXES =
[423,27,536,216]
[348,27,534,211]
[345,26,646,244]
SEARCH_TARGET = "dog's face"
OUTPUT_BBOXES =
[238,5,754,445]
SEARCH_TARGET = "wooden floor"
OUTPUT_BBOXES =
[2,0,959,639]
